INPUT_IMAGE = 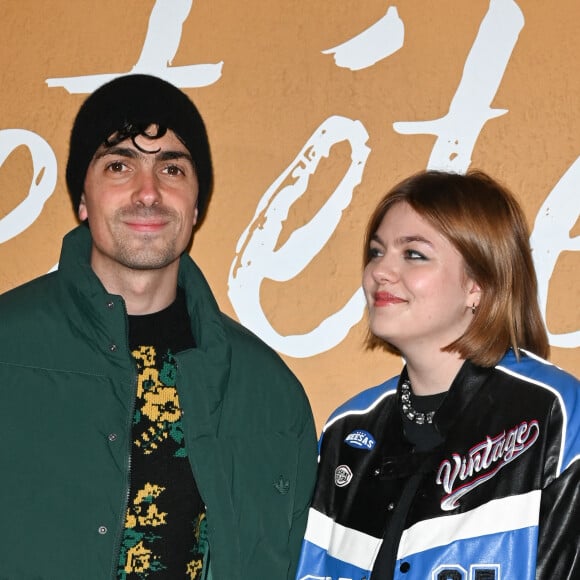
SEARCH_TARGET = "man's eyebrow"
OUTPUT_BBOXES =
[93,146,139,160]
[92,147,194,166]
[156,150,194,165]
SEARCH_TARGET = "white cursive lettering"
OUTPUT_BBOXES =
[0,129,57,244]
[436,420,539,511]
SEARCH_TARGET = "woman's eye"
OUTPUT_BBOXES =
[405,249,426,260]
[368,246,383,260]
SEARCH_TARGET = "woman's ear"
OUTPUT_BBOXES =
[466,279,482,310]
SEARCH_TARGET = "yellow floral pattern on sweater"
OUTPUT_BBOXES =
[117,345,206,579]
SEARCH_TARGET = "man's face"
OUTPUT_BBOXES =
[79,127,199,279]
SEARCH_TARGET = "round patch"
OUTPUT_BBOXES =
[334,464,353,487]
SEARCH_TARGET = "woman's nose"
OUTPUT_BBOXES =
[370,255,398,284]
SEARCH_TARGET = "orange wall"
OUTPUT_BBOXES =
[1,0,579,430]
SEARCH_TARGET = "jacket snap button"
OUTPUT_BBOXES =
[109,343,117,352]
[108,433,117,442]
[400,562,410,573]
[98,526,108,535]
[387,502,395,511]
[106,300,114,309]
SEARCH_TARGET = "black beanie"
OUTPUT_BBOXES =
[66,74,213,220]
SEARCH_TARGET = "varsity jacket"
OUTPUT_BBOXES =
[0,225,317,580]
[295,351,580,580]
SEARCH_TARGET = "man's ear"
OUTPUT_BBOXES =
[78,193,88,222]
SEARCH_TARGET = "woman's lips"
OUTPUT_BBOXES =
[374,291,406,307]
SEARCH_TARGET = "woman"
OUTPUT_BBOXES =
[295,170,580,580]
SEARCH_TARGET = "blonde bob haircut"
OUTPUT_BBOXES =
[363,169,549,367]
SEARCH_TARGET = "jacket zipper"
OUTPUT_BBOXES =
[110,321,138,579]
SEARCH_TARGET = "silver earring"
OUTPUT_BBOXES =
[471,303,476,315]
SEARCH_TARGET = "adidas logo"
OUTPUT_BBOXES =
[273,475,290,495]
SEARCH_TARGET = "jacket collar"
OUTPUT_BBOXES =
[58,224,229,347]
[57,225,232,417]
[432,359,494,436]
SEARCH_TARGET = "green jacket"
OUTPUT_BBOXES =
[0,225,317,579]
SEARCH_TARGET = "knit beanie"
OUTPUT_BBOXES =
[66,74,213,220]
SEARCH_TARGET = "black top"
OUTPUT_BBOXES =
[117,288,207,579]
[372,374,447,578]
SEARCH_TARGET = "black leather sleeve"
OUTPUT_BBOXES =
[537,459,580,579]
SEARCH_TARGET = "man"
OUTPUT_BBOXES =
[0,74,317,579]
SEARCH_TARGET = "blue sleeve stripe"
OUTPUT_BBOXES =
[295,538,373,580]
[323,384,397,432]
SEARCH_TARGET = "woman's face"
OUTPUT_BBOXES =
[362,202,480,356]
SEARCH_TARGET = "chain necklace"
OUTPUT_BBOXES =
[400,379,436,425]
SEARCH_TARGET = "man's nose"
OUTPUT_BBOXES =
[132,170,161,206]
